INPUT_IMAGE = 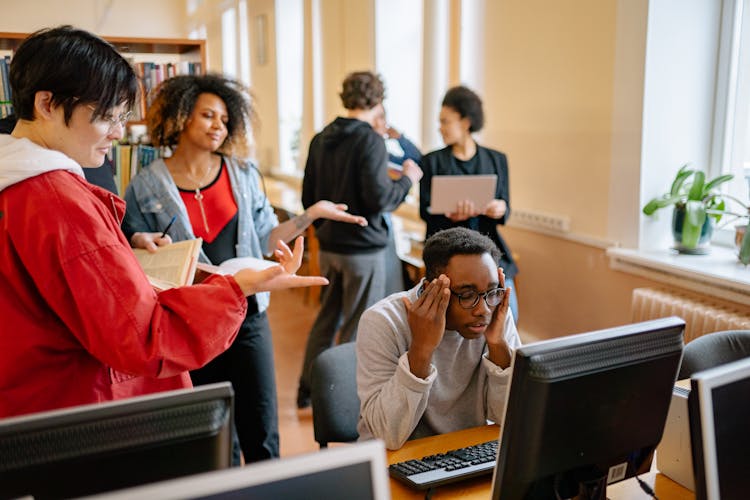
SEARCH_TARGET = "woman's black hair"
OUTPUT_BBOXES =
[422,227,501,281]
[147,74,255,158]
[10,25,138,125]
[441,86,484,133]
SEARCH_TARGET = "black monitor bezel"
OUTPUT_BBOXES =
[0,382,234,499]
[491,317,685,499]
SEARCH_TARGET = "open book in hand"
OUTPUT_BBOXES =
[133,238,203,291]
[193,256,279,284]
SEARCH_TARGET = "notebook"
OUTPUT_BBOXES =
[428,174,497,214]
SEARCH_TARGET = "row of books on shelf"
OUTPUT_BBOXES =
[109,143,163,195]
[1,55,12,118]
[130,61,203,120]
[0,54,201,121]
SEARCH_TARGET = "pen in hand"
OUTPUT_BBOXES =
[160,215,177,238]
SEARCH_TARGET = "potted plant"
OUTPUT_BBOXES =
[712,196,750,265]
[642,164,733,253]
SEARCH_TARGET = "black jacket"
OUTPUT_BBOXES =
[420,145,518,278]
[302,117,412,253]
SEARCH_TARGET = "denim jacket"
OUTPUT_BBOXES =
[122,156,278,312]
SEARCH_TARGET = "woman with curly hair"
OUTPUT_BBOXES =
[122,73,366,463]
[419,86,519,320]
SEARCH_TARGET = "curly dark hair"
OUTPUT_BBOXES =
[147,73,255,158]
[442,86,484,133]
[339,71,385,110]
[423,227,501,281]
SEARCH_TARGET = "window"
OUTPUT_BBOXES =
[221,7,238,78]
[375,0,424,148]
[275,0,303,173]
[713,0,750,239]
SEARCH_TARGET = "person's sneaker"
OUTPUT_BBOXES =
[296,387,311,409]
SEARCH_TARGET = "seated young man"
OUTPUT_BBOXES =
[356,227,521,450]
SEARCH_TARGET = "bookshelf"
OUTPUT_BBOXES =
[0,32,206,119]
[0,32,205,63]
[0,32,207,193]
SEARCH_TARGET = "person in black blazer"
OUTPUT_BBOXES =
[420,86,519,320]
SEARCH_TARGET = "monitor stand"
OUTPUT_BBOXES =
[551,472,608,500]
[574,476,607,500]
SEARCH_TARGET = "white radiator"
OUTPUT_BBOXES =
[631,288,750,343]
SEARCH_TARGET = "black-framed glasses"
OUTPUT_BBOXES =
[450,287,505,309]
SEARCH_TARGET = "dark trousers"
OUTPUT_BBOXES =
[298,248,386,394]
[190,305,279,463]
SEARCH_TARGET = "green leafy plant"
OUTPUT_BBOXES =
[643,164,733,249]
[713,197,750,265]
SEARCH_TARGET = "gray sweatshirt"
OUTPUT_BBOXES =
[356,284,521,450]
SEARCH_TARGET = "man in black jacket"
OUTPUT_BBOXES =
[297,71,422,408]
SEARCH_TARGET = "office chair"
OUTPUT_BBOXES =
[311,342,360,448]
[678,329,750,379]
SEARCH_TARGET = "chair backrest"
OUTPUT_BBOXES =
[311,342,360,448]
[678,330,750,379]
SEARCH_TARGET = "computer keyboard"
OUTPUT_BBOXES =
[388,439,498,490]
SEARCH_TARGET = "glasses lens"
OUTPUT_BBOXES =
[458,291,479,309]
[486,288,504,307]
[118,111,132,126]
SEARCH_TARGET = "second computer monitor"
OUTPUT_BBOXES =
[85,439,390,500]
[491,317,685,500]
[688,356,750,500]
[0,383,234,499]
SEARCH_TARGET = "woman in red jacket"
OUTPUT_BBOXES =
[0,26,325,419]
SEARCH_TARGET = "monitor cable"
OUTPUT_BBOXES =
[424,487,435,500]
[635,475,658,499]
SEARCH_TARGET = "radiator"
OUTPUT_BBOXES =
[631,288,750,343]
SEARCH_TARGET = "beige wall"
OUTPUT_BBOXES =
[0,0,187,38]
[482,0,617,240]
[246,0,281,171]
[318,0,375,122]
[504,227,658,340]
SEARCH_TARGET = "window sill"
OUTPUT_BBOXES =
[606,245,750,305]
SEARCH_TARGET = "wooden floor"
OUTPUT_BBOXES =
[266,288,320,457]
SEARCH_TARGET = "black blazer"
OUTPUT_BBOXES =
[419,145,518,278]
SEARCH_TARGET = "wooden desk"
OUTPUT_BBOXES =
[386,425,694,500]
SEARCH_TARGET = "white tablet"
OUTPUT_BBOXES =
[428,174,498,214]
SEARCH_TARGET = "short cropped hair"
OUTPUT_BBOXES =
[339,71,385,110]
[10,26,138,125]
[147,74,255,158]
[442,86,484,133]
[422,227,501,281]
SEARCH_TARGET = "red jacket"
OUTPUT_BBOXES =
[0,168,246,418]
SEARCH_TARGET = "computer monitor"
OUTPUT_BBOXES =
[688,356,750,500]
[84,439,390,500]
[0,382,234,499]
[491,317,685,500]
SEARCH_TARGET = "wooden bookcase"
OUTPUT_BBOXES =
[0,32,206,120]
[0,32,205,64]
[0,32,207,193]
